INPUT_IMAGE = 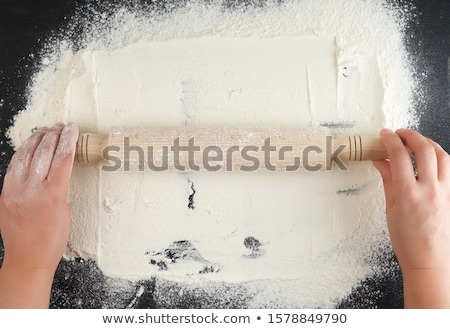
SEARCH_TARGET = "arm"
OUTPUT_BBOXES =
[0,122,79,308]
[373,128,450,308]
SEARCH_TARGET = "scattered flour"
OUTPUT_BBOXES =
[8,0,417,308]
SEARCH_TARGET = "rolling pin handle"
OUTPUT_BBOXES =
[337,135,388,161]
[75,133,107,164]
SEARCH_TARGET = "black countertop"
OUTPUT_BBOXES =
[0,0,449,308]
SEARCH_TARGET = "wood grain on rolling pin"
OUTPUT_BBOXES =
[75,127,387,172]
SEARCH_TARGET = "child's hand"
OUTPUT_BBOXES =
[373,128,450,308]
[0,122,78,308]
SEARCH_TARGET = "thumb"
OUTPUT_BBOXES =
[373,159,394,207]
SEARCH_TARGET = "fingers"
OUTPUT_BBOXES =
[426,138,450,182]
[28,123,65,184]
[47,122,79,187]
[4,123,79,191]
[376,128,450,188]
[379,129,417,189]
[396,129,438,183]
[5,127,48,183]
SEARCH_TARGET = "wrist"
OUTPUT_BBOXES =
[0,261,56,308]
[0,265,55,284]
[1,257,57,281]
[402,268,450,309]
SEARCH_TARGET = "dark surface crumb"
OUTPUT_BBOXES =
[187,180,196,210]
[243,236,264,258]
[243,236,262,251]
[319,122,355,129]
[336,185,364,196]
[147,240,221,274]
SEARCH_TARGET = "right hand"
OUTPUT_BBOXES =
[373,128,450,272]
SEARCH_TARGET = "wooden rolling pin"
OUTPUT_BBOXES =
[75,127,387,172]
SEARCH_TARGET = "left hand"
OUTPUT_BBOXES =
[0,123,79,273]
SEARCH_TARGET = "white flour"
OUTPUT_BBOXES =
[8,0,417,308]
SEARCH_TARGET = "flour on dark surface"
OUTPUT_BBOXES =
[337,246,403,308]
[49,257,252,308]
[2,0,447,309]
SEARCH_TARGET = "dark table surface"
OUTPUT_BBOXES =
[0,0,449,308]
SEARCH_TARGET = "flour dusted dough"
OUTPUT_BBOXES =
[14,37,379,280]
